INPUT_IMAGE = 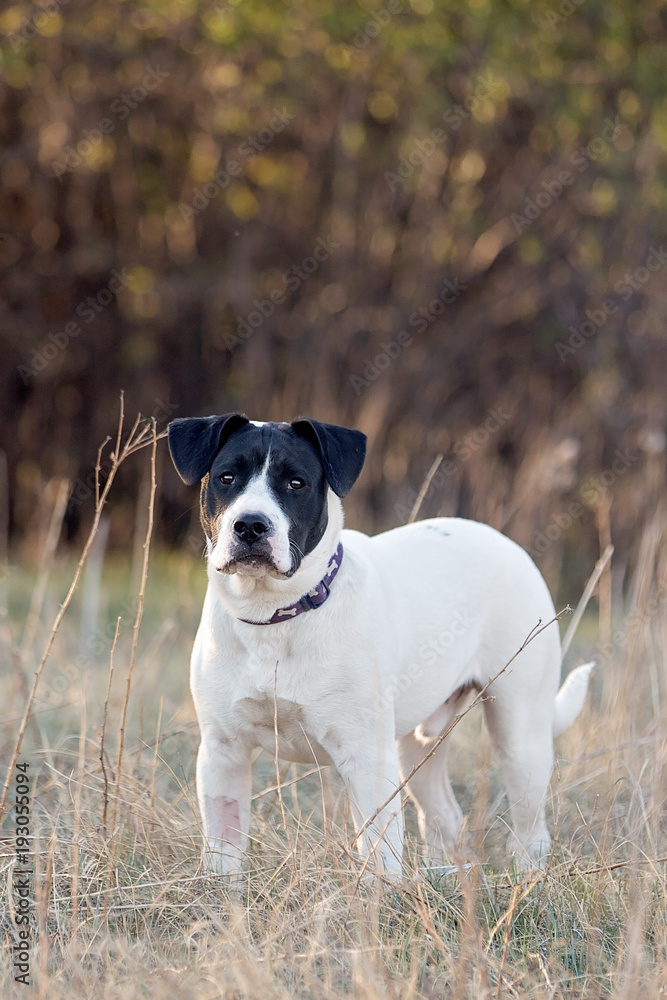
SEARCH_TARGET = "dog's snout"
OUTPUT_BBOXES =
[233,513,272,544]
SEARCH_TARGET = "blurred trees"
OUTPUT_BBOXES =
[0,0,666,592]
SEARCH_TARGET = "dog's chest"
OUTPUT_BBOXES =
[232,694,334,765]
[196,624,335,764]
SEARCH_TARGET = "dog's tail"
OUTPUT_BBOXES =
[553,661,595,738]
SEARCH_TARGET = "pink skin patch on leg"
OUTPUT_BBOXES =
[205,795,241,846]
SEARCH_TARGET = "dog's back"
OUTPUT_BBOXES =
[342,516,562,740]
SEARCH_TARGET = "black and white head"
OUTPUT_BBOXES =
[168,415,366,579]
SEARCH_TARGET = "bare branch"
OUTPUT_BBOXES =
[350,608,572,849]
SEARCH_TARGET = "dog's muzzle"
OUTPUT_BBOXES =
[217,510,282,577]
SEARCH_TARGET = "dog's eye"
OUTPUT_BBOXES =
[288,477,305,490]
[219,472,235,485]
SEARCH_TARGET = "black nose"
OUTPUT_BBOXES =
[233,512,272,544]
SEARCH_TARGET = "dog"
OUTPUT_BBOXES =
[168,413,593,879]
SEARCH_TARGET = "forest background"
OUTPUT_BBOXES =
[0,0,665,606]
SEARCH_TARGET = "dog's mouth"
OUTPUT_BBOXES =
[232,554,275,578]
[215,552,288,579]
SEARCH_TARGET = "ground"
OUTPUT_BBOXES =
[1,547,666,999]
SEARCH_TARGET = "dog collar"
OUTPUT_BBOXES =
[240,542,344,625]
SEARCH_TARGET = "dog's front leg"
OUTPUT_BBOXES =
[337,743,405,878]
[196,735,252,879]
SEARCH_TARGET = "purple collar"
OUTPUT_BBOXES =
[240,543,344,625]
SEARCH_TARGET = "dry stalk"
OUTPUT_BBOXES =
[36,828,56,992]
[491,872,544,999]
[273,658,307,905]
[412,885,457,975]
[149,694,165,813]
[0,396,165,824]
[580,854,667,876]
[70,689,88,939]
[17,478,71,778]
[595,496,613,652]
[20,475,70,662]
[561,542,613,660]
[252,765,321,800]
[459,863,491,999]
[408,454,444,524]
[486,869,543,954]
[295,728,329,850]
[350,608,572,849]
[101,616,122,840]
[109,420,158,838]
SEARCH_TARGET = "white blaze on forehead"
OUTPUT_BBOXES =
[210,448,292,573]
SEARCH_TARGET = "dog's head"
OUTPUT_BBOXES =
[168,414,366,579]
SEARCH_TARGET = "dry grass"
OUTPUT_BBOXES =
[2,419,667,999]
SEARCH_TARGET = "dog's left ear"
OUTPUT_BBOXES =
[168,413,249,485]
[291,418,367,497]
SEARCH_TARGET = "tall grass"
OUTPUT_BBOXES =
[1,415,666,999]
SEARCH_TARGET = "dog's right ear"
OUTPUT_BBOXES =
[168,413,249,485]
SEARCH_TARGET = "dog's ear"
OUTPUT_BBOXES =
[291,418,366,497]
[168,413,249,485]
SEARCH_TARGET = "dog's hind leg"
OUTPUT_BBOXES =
[398,731,462,865]
[398,685,476,865]
[482,694,554,869]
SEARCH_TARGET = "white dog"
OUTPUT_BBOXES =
[168,413,593,878]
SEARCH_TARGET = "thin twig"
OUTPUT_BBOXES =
[113,389,125,464]
[252,765,322,800]
[110,420,158,837]
[487,870,543,956]
[95,436,111,512]
[408,454,444,524]
[0,400,164,825]
[350,609,571,848]
[70,686,88,939]
[149,694,164,814]
[101,616,122,840]
[578,855,667,876]
[561,543,614,660]
[0,400,128,823]
[273,658,305,904]
[21,476,70,662]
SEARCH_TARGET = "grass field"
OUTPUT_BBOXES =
[2,475,667,998]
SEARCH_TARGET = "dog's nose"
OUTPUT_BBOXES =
[233,513,272,544]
